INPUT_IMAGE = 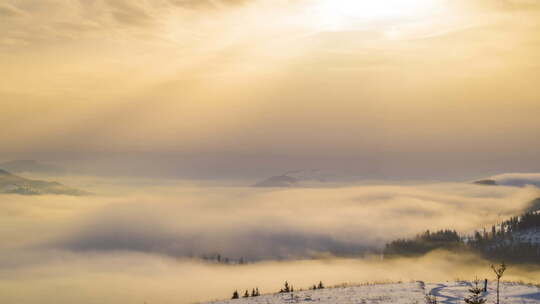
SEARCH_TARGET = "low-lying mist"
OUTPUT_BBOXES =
[1,176,539,303]
[2,250,540,304]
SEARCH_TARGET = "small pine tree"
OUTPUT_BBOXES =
[464,279,486,304]
[243,290,249,298]
[318,281,324,289]
[426,293,437,304]
[284,281,290,293]
[231,290,239,299]
[312,284,317,290]
[255,288,260,296]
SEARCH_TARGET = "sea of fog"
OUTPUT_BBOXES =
[1,176,539,304]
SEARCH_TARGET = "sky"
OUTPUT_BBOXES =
[1,0,540,179]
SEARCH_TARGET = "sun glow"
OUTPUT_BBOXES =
[310,0,441,31]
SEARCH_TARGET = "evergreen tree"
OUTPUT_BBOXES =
[231,290,239,299]
[318,281,325,289]
[425,293,437,304]
[243,290,249,298]
[251,288,256,297]
[464,279,486,304]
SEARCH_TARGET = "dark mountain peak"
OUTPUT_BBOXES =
[7,159,38,165]
[473,179,497,186]
[0,170,87,196]
[0,159,64,174]
[253,174,300,188]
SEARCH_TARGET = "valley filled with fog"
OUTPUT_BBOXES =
[2,175,540,304]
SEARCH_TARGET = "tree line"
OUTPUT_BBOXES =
[199,253,252,265]
[231,281,325,300]
[384,211,540,264]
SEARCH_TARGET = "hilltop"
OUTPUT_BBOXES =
[473,173,540,188]
[253,175,300,187]
[0,160,65,175]
[206,281,540,304]
[0,169,87,196]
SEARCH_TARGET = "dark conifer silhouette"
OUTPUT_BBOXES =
[464,279,486,304]
[318,281,325,289]
[425,293,437,304]
[384,211,540,264]
[279,281,293,293]
[243,290,249,298]
[231,290,239,299]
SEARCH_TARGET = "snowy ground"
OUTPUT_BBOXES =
[207,281,540,304]
[426,281,540,304]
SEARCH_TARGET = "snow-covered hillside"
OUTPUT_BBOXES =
[425,281,540,304]
[207,281,540,304]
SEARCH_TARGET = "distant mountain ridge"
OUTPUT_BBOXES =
[253,175,300,187]
[473,179,497,185]
[472,173,540,188]
[0,169,87,196]
[0,160,65,174]
[252,170,354,188]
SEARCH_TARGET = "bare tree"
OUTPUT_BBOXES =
[491,262,506,304]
